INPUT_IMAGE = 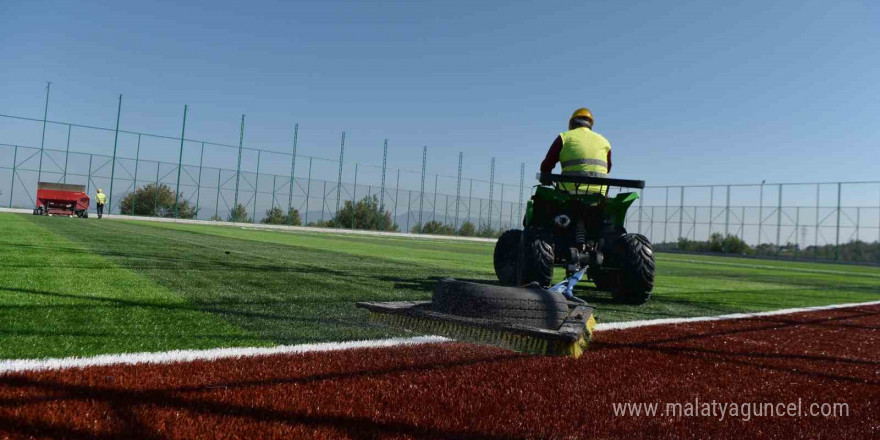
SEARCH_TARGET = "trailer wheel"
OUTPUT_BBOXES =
[432,278,570,329]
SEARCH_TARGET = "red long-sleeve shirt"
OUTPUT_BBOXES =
[540,135,612,174]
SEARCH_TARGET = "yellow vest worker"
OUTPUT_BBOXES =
[540,108,612,194]
[95,189,107,219]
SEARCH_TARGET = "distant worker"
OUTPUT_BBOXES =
[540,108,611,194]
[95,188,107,219]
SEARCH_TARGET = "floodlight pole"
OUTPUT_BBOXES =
[174,104,188,218]
[233,115,245,221]
[108,94,123,214]
[37,82,51,184]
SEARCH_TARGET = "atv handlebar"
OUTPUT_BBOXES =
[536,173,645,189]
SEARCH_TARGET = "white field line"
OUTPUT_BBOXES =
[594,299,880,331]
[4,300,879,375]
[0,336,450,375]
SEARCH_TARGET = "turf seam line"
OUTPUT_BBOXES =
[594,299,880,331]
[0,336,449,375]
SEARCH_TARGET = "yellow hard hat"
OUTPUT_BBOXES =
[569,108,594,128]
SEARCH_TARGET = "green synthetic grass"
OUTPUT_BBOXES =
[1,212,877,359]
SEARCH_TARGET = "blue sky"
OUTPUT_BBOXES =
[1,0,878,192]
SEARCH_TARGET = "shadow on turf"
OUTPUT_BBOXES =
[0,352,533,440]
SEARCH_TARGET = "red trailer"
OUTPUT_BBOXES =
[33,182,90,218]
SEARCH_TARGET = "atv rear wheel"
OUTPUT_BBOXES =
[612,233,654,304]
[432,279,570,329]
[494,229,524,286]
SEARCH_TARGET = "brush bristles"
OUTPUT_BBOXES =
[369,312,597,358]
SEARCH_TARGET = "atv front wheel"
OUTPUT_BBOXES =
[612,233,655,304]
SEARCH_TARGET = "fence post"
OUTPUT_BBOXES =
[352,163,358,229]
[418,146,426,232]
[321,180,327,223]
[637,188,643,234]
[37,82,50,184]
[194,142,204,218]
[87,154,93,199]
[335,132,345,228]
[663,187,669,244]
[708,186,714,236]
[499,184,504,230]
[407,190,412,232]
[446,194,450,225]
[154,162,160,216]
[8,145,16,207]
[393,169,400,228]
[725,185,731,237]
[432,174,438,223]
[288,123,298,225]
[678,186,684,240]
[252,149,261,224]
[758,182,765,248]
[132,134,141,215]
[478,198,483,229]
[108,94,123,214]
[650,206,655,240]
[455,152,463,229]
[814,183,820,258]
[272,175,276,211]
[215,168,221,220]
[468,179,473,225]
[174,104,188,219]
[795,207,800,257]
[835,182,841,260]
[692,206,697,241]
[518,163,525,227]
[233,115,245,222]
[488,158,495,231]
[380,139,388,212]
[305,157,312,225]
[776,184,783,254]
[63,124,71,183]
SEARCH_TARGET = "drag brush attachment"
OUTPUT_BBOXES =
[356,279,597,357]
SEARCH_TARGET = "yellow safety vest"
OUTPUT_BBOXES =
[96,193,107,205]
[559,127,611,194]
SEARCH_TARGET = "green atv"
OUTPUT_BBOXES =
[494,173,655,304]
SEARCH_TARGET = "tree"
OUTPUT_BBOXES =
[261,207,302,226]
[227,203,251,223]
[118,183,197,219]
[209,214,222,222]
[477,223,500,238]
[328,195,398,231]
[412,220,455,235]
[457,221,476,237]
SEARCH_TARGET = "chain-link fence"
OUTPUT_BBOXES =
[2,89,878,263]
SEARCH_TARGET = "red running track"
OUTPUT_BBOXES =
[1,305,877,439]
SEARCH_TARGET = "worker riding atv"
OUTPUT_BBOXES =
[493,172,655,304]
[494,107,654,304]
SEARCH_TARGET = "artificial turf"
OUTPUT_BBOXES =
[1,212,877,359]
